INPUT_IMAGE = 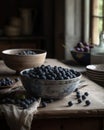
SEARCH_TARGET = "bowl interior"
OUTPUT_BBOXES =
[2,48,46,56]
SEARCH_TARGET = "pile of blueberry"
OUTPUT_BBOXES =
[0,77,19,88]
[22,65,81,80]
[0,94,37,109]
[16,50,37,55]
[0,93,55,109]
[68,88,91,107]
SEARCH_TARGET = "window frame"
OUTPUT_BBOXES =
[90,0,104,45]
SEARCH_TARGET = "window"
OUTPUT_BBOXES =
[90,0,104,45]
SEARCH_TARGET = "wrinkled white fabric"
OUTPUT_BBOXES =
[0,99,41,130]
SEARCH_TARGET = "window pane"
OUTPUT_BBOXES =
[92,17,103,44]
[91,0,104,45]
[92,0,103,16]
[99,0,103,16]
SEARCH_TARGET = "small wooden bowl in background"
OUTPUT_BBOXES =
[2,48,47,73]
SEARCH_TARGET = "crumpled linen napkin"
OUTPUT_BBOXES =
[0,98,41,130]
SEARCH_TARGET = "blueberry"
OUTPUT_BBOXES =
[70,69,75,73]
[76,91,80,95]
[76,94,81,99]
[68,101,73,107]
[21,101,29,109]
[82,95,86,100]
[40,75,47,80]
[30,97,36,102]
[17,50,36,55]
[84,92,89,96]
[77,98,82,103]
[15,77,20,82]
[74,88,78,92]
[41,101,47,107]
[85,100,91,106]
[24,99,31,105]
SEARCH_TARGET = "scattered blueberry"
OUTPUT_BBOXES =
[85,100,91,106]
[82,95,86,100]
[76,91,80,95]
[74,88,78,92]
[41,101,47,107]
[68,101,73,107]
[84,92,89,96]
[76,93,81,99]
[77,98,82,103]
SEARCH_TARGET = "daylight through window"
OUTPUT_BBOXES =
[90,0,104,45]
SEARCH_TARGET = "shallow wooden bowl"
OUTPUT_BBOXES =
[2,48,47,73]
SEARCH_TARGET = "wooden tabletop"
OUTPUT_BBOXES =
[0,59,104,118]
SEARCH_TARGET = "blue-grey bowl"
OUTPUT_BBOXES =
[20,68,82,99]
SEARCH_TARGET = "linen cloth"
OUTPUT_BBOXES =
[0,98,41,130]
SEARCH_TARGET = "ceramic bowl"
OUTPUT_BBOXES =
[70,49,90,65]
[2,48,47,72]
[20,68,82,99]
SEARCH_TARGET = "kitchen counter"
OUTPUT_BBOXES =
[0,59,104,130]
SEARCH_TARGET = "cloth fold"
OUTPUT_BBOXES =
[0,98,41,130]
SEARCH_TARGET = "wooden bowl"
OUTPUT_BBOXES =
[2,48,47,72]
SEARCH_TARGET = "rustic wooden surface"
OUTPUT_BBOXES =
[0,58,104,118]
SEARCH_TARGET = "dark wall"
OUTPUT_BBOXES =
[0,0,65,59]
[43,0,65,59]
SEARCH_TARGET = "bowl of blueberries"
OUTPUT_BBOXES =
[70,42,94,65]
[20,65,82,99]
[2,48,47,73]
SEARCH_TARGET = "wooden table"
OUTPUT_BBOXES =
[0,59,104,130]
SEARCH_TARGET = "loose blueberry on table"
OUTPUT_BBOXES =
[68,101,73,107]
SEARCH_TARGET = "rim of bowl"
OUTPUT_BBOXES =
[2,48,47,56]
[20,68,82,82]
